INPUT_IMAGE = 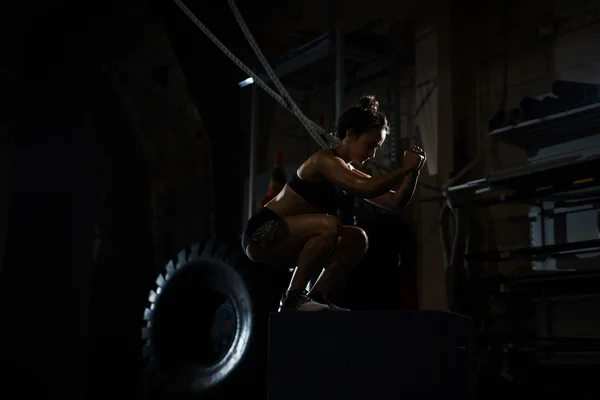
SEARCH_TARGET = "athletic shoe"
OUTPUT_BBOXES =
[278,290,330,312]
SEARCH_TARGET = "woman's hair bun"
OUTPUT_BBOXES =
[357,94,379,113]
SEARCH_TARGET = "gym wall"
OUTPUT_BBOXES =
[108,6,214,270]
[409,0,600,310]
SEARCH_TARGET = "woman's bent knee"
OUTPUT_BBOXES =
[356,227,369,253]
[320,215,342,241]
[341,226,369,254]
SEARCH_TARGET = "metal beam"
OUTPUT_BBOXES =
[239,32,389,89]
[269,35,331,79]
[331,0,344,121]
[239,34,330,87]
[248,85,258,218]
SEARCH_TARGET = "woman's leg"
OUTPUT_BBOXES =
[308,226,369,309]
[245,213,342,311]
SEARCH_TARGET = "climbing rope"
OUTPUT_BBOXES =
[227,0,327,143]
[172,0,330,148]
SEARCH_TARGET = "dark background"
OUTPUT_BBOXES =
[2,0,276,397]
[5,0,600,398]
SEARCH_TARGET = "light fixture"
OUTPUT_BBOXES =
[238,77,254,88]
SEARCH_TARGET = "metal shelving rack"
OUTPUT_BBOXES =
[488,102,600,152]
[448,102,600,374]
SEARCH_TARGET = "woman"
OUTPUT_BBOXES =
[242,95,426,312]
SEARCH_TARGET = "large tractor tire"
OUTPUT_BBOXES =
[141,239,289,398]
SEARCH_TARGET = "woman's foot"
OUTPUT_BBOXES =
[309,293,350,312]
[278,290,329,312]
[326,302,350,312]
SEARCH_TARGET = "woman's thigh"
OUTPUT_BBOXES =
[245,213,341,266]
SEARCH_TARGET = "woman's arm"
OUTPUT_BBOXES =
[318,151,422,198]
[348,166,421,211]
[391,170,420,210]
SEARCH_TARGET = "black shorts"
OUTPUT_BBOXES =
[241,207,291,251]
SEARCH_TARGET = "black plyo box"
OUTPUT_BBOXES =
[267,311,477,400]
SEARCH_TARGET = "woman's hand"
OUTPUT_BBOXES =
[402,150,423,172]
[405,145,427,171]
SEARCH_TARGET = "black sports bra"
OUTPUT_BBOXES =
[287,149,346,213]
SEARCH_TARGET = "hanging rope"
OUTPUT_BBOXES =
[172,0,329,148]
[227,0,328,146]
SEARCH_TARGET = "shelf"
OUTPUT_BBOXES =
[443,152,600,207]
[461,268,600,300]
[465,239,600,263]
[488,152,600,192]
[489,102,600,150]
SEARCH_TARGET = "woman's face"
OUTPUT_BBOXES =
[347,128,387,165]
